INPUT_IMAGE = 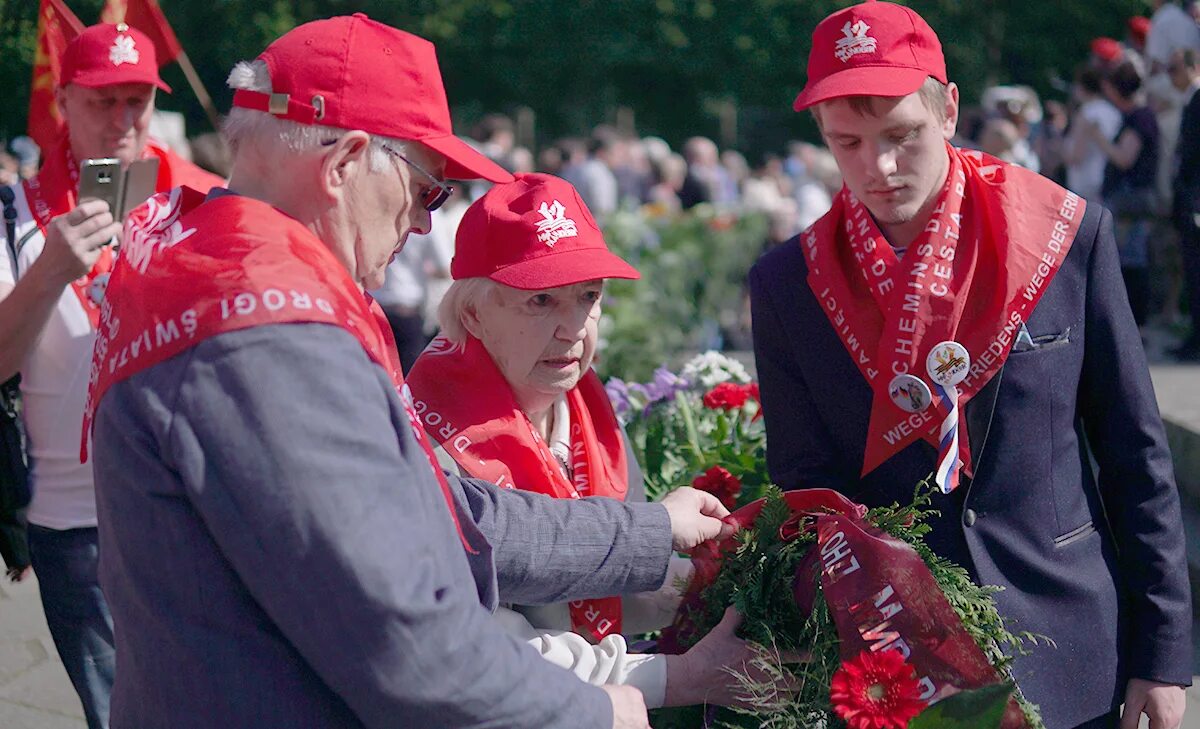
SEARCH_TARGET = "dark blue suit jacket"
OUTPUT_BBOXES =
[749,202,1191,729]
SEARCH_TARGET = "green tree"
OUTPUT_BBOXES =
[0,0,1150,159]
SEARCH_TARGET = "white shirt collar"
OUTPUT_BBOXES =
[548,395,572,477]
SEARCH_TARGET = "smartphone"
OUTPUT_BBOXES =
[118,157,159,218]
[77,158,123,215]
[77,157,161,219]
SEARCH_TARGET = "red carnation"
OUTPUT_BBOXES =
[830,650,926,729]
[747,382,763,420]
[691,466,742,509]
[703,382,750,410]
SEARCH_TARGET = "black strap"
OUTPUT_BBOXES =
[1,185,18,282]
[0,184,30,570]
[1,184,24,398]
[1,183,21,396]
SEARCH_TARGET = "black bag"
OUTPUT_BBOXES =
[0,185,31,572]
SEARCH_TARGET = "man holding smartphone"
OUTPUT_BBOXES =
[0,22,221,729]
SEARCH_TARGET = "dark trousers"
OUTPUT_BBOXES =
[1114,217,1151,326]
[27,524,114,729]
[1179,218,1200,346]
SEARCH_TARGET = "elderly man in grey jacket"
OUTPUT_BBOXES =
[87,15,734,729]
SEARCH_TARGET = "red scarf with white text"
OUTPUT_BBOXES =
[22,136,112,328]
[81,188,476,553]
[407,335,628,641]
[804,145,1085,479]
[21,135,223,328]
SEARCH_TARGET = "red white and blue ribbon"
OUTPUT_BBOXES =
[933,383,960,493]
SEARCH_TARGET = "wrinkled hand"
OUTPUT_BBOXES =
[660,487,736,551]
[602,684,650,729]
[35,199,121,287]
[664,607,802,708]
[1120,678,1185,729]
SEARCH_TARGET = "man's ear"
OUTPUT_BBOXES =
[55,86,71,126]
[942,82,961,140]
[319,131,371,199]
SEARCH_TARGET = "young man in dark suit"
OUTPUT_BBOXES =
[749,3,1191,728]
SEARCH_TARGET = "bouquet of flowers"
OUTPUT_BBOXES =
[607,354,1049,729]
[606,352,769,510]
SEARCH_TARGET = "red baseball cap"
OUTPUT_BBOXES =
[230,14,512,183]
[60,23,171,93]
[1090,37,1124,63]
[1127,16,1151,41]
[792,1,946,111]
[452,173,640,289]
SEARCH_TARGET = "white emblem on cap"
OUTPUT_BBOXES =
[835,19,877,63]
[535,200,578,247]
[109,34,140,67]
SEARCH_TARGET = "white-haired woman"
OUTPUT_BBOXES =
[407,173,754,709]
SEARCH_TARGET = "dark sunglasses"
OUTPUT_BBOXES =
[380,143,454,212]
[320,139,455,212]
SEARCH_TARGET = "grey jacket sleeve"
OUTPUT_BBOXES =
[452,474,671,607]
[166,324,614,729]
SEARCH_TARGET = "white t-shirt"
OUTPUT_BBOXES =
[0,182,99,530]
[1067,98,1124,202]
[1146,3,1200,68]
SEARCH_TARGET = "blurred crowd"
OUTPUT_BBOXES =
[5,0,1199,366]
[376,1,1200,365]
[957,1,1200,364]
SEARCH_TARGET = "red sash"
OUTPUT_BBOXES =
[82,189,475,553]
[146,143,225,195]
[804,145,1085,478]
[20,135,223,329]
[23,136,112,328]
[407,335,629,641]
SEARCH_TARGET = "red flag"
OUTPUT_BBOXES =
[27,0,85,155]
[101,0,182,66]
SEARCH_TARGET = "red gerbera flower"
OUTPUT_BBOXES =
[703,382,750,410]
[691,466,742,509]
[830,650,926,729]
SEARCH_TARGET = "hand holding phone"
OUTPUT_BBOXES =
[37,199,122,286]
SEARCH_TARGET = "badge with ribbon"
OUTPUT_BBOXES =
[926,341,970,493]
